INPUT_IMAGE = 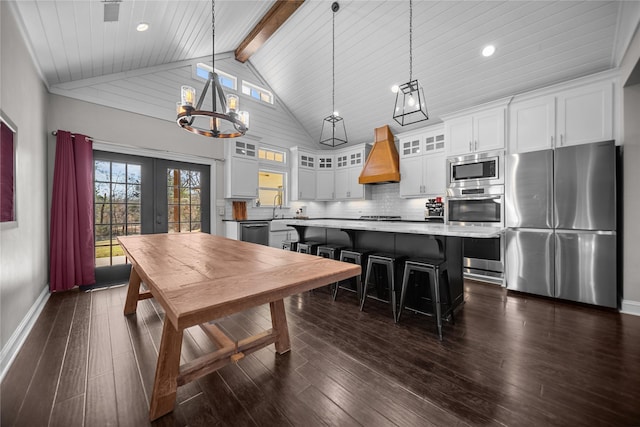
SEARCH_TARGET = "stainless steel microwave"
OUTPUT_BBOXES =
[447,150,504,188]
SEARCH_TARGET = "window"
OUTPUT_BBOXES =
[94,161,141,266]
[258,147,285,164]
[166,168,202,233]
[242,81,274,105]
[195,63,237,90]
[258,170,285,207]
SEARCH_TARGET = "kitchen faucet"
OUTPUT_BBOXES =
[272,186,283,219]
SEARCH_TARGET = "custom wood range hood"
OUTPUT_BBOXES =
[358,125,401,184]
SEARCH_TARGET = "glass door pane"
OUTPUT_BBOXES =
[155,159,210,234]
[93,151,154,286]
[94,160,142,266]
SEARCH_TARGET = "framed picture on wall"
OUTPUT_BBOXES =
[1,110,16,223]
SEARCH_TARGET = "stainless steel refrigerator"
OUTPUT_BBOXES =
[505,141,617,308]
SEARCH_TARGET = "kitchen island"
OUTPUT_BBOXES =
[285,219,503,311]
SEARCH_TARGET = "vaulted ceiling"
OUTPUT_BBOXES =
[8,0,634,147]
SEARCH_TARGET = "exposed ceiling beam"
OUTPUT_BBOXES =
[234,0,305,63]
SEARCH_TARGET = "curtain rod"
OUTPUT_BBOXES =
[51,130,93,142]
[50,130,224,163]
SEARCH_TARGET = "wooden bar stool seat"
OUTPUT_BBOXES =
[397,258,454,340]
[360,253,407,321]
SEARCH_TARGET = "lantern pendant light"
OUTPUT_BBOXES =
[319,2,348,148]
[393,0,429,126]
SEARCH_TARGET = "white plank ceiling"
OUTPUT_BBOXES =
[9,0,630,147]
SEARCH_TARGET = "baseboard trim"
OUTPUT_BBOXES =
[620,299,640,316]
[0,285,50,381]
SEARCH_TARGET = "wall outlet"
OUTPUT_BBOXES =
[217,207,225,216]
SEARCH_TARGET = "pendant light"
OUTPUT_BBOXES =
[393,0,428,126]
[319,2,348,148]
[177,0,249,138]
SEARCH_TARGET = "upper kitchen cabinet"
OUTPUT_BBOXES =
[316,154,335,201]
[334,145,370,200]
[509,96,556,153]
[444,101,508,156]
[556,80,613,148]
[399,126,447,198]
[509,78,614,153]
[290,147,316,201]
[225,140,259,199]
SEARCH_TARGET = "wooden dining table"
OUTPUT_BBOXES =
[118,232,361,421]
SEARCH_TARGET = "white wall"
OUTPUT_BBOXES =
[620,22,640,311]
[0,3,49,363]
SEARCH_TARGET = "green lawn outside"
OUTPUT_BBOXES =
[95,240,125,258]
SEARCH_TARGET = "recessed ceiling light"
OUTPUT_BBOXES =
[482,45,496,57]
[136,22,149,32]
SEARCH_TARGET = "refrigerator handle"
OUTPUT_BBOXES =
[554,229,616,236]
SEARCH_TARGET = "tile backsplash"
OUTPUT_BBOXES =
[224,183,441,221]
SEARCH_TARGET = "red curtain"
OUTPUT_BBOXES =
[50,130,95,292]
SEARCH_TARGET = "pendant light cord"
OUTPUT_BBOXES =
[211,0,215,70]
[332,6,336,116]
[211,0,216,111]
[409,0,413,82]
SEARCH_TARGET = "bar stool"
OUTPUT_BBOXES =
[317,244,344,296]
[297,241,321,255]
[333,249,371,302]
[282,240,298,252]
[360,253,407,321]
[397,258,454,340]
[316,244,344,260]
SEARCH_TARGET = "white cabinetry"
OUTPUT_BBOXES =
[399,127,447,198]
[225,222,239,240]
[445,104,506,156]
[316,154,335,200]
[509,80,614,153]
[290,148,316,200]
[225,140,258,199]
[509,96,555,153]
[334,146,369,200]
[556,81,613,148]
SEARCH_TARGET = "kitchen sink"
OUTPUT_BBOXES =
[269,219,295,232]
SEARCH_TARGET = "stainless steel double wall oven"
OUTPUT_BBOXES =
[446,150,505,282]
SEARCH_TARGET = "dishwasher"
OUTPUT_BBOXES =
[239,222,270,246]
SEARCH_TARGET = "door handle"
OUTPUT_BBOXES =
[469,141,472,152]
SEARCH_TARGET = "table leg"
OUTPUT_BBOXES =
[124,266,142,315]
[149,320,183,421]
[269,299,291,354]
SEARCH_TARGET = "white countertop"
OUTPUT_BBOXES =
[284,219,503,238]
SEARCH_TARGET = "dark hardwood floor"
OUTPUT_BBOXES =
[2,280,640,426]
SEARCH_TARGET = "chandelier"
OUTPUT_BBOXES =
[319,2,348,147]
[177,0,249,138]
[393,0,428,126]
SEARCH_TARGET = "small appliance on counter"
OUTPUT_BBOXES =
[424,197,445,223]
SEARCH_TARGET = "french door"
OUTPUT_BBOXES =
[93,151,210,285]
